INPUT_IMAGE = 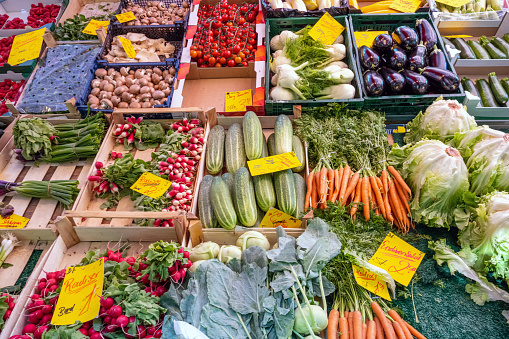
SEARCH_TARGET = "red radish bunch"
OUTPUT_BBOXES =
[0,80,25,115]
[1,292,15,330]
[170,118,202,134]
[110,151,123,160]
[0,36,14,66]
[111,116,142,145]
[0,15,9,29]
[153,219,174,227]
[88,161,119,195]
[27,3,61,28]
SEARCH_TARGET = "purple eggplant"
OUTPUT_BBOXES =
[429,46,447,69]
[373,34,393,54]
[401,69,429,94]
[379,67,405,94]
[359,45,381,70]
[416,19,437,53]
[407,43,427,71]
[393,26,418,51]
[421,67,460,92]
[386,46,407,71]
[363,70,385,96]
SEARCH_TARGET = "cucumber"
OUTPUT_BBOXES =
[504,33,509,44]
[253,172,276,212]
[274,169,297,216]
[488,72,508,105]
[225,123,247,174]
[293,173,306,219]
[461,77,480,98]
[292,135,305,173]
[210,176,237,230]
[243,111,263,160]
[476,79,499,107]
[479,36,506,59]
[254,207,264,228]
[267,133,276,156]
[491,37,509,58]
[501,78,509,95]
[452,38,476,59]
[274,115,293,155]
[261,134,268,158]
[233,167,257,227]
[198,175,218,228]
[221,172,235,198]
[206,125,225,175]
[467,40,490,59]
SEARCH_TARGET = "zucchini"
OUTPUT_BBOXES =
[452,38,476,59]
[292,135,305,173]
[233,167,257,227]
[461,77,480,98]
[491,37,509,58]
[225,123,247,174]
[242,111,263,160]
[293,173,306,219]
[221,172,235,198]
[476,79,499,107]
[467,40,490,59]
[479,36,506,59]
[274,169,297,216]
[210,176,237,230]
[206,125,225,175]
[198,175,218,228]
[267,133,276,156]
[501,78,509,95]
[274,115,293,155]
[488,72,508,105]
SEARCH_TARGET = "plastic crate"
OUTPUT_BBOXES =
[111,0,190,30]
[349,13,465,122]
[261,0,349,18]
[97,25,184,67]
[264,16,364,116]
[77,60,179,118]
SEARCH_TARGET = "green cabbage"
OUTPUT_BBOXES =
[389,140,469,229]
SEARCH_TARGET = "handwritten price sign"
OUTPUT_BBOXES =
[131,172,172,199]
[309,12,345,45]
[225,89,252,112]
[352,265,391,301]
[7,28,45,66]
[82,19,109,35]
[390,0,421,13]
[118,36,137,59]
[247,152,302,176]
[51,259,104,325]
[354,31,388,48]
[116,11,136,23]
[369,232,424,286]
[444,35,472,38]
[0,214,29,229]
[259,207,302,228]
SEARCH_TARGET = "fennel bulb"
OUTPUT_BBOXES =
[290,0,307,11]
[322,65,355,84]
[270,86,298,100]
[315,84,355,99]
[270,52,291,73]
[276,63,309,100]
[270,35,284,51]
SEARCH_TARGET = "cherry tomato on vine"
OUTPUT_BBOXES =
[219,57,227,65]
[232,45,241,54]
[208,56,216,65]
[234,56,242,64]
[190,50,198,58]
[227,59,236,67]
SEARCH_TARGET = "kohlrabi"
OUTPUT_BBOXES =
[236,231,270,251]
[188,241,219,262]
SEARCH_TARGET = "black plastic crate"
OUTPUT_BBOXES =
[97,25,184,67]
[264,16,364,116]
[261,0,349,18]
[349,12,465,122]
[111,0,190,30]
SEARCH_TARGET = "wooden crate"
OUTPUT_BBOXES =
[0,116,18,155]
[65,108,212,244]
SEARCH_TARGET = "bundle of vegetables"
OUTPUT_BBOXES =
[161,220,340,339]
[461,74,509,108]
[448,36,509,60]
[269,26,356,101]
[0,202,14,218]
[358,21,460,97]
[435,0,503,20]
[202,113,307,229]
[54,14,113,41]
[0,180,79,207]
[0,293,15,333]
[0,233,19,268]
[111,117,166,151]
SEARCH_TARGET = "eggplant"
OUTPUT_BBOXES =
[386,46,407,71]
[421,67,460,92]
[373,34,393,54]
[359,45,381,70]
[363,70,385,96]
[429,46,447,69]
[407,43,427,71]
[379,67,405,94]
[415,19,437,53]
[401,69,429,95]
[393,26,418,51]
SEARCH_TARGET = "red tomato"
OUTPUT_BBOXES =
[227,59,236,67]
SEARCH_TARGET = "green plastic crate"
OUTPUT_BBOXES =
[264,16,364,116]
[349,13,465,122]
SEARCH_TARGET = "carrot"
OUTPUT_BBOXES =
[334,168,342,200]
[370,176,386,218]
[339,316,349,339]
[350,181,362,216]
[328,309,340,339]
[311,186,318,208]
[375,177,383,191]
[381,170,388,196]
[327,168,335,202]
[392,321,406,339]
[362,177,370,221]
[370,302,394,339]
[339,165,351,204]
[362,323,367,339]
[394,179,411,214]
[388,310,412,339]
[388,166,411,195]
[344,172,360,203]
[352,311,363,339]
[305,172,314,209]
[319,167,328,203]
[348,311,354,339]
[330,170,339,202]
[366,320,376,339]
[388,179,404,225]
[374,317,384,339]
[404,321,427,339]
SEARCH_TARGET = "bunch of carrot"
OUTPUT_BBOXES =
[304,162,413,233]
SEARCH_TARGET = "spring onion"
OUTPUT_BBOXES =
[0,180,79,207]
[0,233,20,268]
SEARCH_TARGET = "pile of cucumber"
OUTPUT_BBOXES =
[445,35,509,59]
[199,113,307,230]
[462,73,509,107]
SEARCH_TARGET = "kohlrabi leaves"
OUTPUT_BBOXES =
[200,303,251,339]
[267,237,298,263]
[180,262,211,328]
[242,246,269,269]
[273,299,295,339]
[230,264,270,315]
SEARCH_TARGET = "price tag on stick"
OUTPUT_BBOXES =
[308,12,345,45]
[118,36,137,59]
[0,214,29,229]
[131,172,172,199]
[116,11,136,23]
[225,89,252,112]
[353,265,392,301]
[354,31,388,48]
[7,28,45,66]
[82,20,110,35]
[259,207,302,228]
[247,152,302,176]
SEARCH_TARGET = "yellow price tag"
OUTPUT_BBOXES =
[0,214,29,229]
[259,207,302,228]
[7,28,45,66]
[308,12,345,45]
[247,152,302,176]
[51,259,104,325]
[369,232,424,286]
[225,89,252,112]
[444,35,472,38]
[82,19,110,35]
[390,0,421,13]
[116,11,136,23]
[435,0,471,7]
[118,36,137,59]
[354,31,388,48]
[353,265,391,301]
[131,172,172,199]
